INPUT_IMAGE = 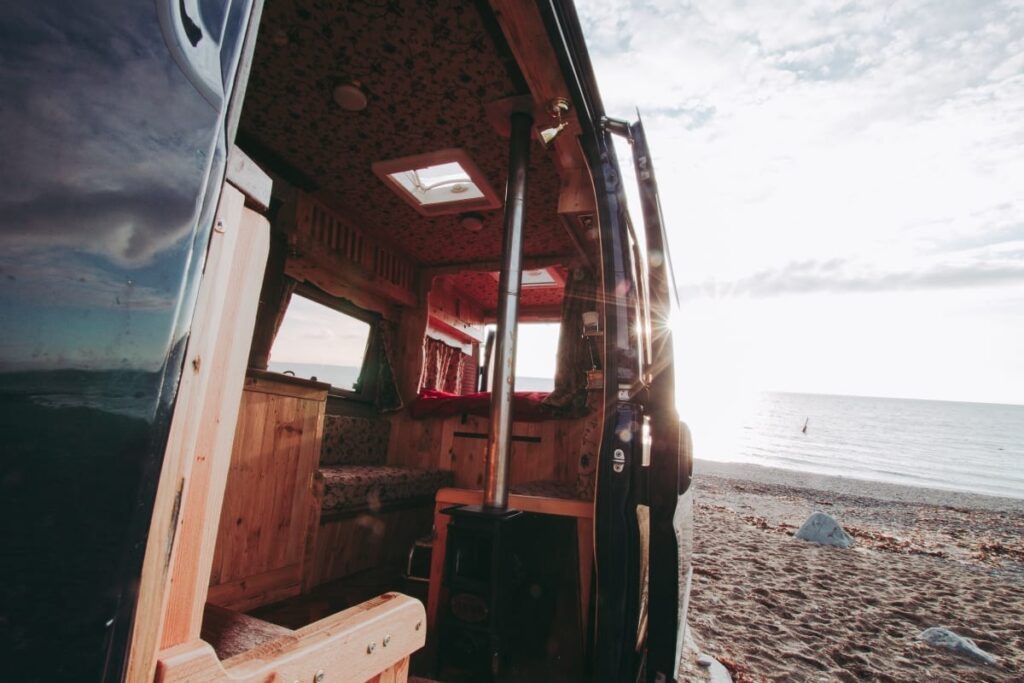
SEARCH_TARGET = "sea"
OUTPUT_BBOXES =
[691,392,1024,501]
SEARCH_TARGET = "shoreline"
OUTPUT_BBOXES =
[684,459,1024,682]
[695,458,1024,512]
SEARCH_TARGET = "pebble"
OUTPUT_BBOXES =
[697,653,734,683]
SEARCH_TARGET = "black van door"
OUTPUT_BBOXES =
[628,116,694,683]
[0,1,255,679]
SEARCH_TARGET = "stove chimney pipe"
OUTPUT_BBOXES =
[483,111,532,510]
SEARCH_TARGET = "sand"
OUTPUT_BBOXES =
[681,459,1024,682]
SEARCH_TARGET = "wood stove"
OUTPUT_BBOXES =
[438,505,527,678]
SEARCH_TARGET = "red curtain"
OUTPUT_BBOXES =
[420,336,467,394]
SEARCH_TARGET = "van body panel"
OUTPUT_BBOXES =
[0,1,253,679]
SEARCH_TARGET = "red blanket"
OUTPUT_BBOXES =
[409,389,555,421]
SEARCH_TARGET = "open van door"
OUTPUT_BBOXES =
[596,113,694,682]
[0,1,261,679]
[628,116,695,683]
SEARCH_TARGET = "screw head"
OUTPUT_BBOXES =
[366,642,376,654]
[314,671,325,683]
[383,634,392,647]
[415,621,422,631]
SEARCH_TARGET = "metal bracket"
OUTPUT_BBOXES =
[600,116,633,142]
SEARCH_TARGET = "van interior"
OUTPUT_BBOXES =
[130,2,616,682]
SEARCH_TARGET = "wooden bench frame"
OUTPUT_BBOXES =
[156,593,423,683]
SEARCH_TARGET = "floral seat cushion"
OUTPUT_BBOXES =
[320,415,390,466]
[320,465,454,513]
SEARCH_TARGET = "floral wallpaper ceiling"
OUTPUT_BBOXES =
[240,0,575,266]
[443,269,567,315]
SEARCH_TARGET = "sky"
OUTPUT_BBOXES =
[574,0,1024,409]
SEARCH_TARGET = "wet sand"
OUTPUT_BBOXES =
[682,459,1024,682]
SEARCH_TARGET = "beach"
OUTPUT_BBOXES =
[680,459,1024,682]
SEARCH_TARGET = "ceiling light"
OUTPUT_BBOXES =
[333,82,368,112]
[459,213,484,232]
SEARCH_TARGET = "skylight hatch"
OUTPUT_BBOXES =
[490,267,561,288]
[389,161,484,206]
[372,149,501,216]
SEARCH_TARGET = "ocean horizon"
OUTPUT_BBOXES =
[691,391,1024,501]
[259,364,1024,500]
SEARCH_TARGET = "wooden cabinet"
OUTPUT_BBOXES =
[208,371,329,611]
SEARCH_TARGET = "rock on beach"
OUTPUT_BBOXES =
[919,627,998,665]
[794,511,854,548]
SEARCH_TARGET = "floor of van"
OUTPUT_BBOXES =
[247,539,585,682]
[249,564,418,630]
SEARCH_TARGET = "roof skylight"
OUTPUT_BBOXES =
[372,149,501,216]
[388,161,485,206]
[490,268,560,288]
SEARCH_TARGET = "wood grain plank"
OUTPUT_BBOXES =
[156,594,424,683]
[166,204,272,644]
[128,185,270,679]
[208,374,327,610]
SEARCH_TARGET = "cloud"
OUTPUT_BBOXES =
[578,0,1024,402]
[0,183,198,266]
[0,1,221,267]
[579,0,1024,290]
[683,245,1024,299]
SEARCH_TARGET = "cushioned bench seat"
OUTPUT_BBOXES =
[320,465,453,514]
[319,414,453,515]
[201,603,292,660]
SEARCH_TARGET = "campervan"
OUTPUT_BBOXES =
[0,1,693,681]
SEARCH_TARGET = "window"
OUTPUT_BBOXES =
[268,294,373,392]
[482,322,561,392]
[372,148,501,216]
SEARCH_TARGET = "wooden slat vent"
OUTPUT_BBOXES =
[295,195,415,295]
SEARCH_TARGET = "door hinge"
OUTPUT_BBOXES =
[600,116,633,142]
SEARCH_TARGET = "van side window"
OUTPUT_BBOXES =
[269,293,372,391]
[482,322,559,392]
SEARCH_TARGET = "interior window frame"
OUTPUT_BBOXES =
[273,284,381,402]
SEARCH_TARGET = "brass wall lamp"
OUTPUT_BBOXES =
[485,95,573,147]
[539,97,571,147]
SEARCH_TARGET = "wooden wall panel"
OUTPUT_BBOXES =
[309,506,434,588]
[387,412,583,491]
[287,194,417,308]
[427,276,486,347]
[127,185,270,681]
[207,373,328,612]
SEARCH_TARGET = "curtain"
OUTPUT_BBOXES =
[420,336,467,394]
[355,317,404,412]
[543,267,596,415]
[248,277,298,370]
[248,226,295,369]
